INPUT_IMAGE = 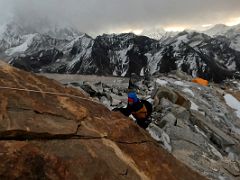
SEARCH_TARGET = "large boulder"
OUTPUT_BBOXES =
[0,61,204,180]
[152,86,191,110]
[191,111,236,149]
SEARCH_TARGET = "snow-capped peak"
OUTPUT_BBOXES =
[141,27,178,41]
[204,24,230,37]
[45,26,83,40]
[141,28,166,40]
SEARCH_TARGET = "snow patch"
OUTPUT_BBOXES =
[140,68,144,76]
[146,51,163,74]
[156,79,168,86]
[147,124,172,152]
[173,81,189,87]
[190,101,199,111]
[183,88,194,96]
[224,94,240,118]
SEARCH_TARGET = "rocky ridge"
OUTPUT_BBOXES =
[0,61,204,180]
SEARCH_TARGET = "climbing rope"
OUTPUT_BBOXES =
[0,86,102,105]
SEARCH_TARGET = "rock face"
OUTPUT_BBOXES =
[52,73,240,179]
[0,61,204,180]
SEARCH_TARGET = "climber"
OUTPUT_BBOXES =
[113,73,152,129]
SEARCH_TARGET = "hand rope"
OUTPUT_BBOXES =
[0,86,102,105]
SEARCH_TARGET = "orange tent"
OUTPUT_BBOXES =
[192,78,208,86]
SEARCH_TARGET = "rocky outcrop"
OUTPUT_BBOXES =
[149,77,240,179]
[56,73,240,179]
[151,86,191,110]
[0,61,204,180]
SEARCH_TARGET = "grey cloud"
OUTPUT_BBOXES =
[0,0,240,35]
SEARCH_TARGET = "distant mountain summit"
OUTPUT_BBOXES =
[204,23,240,37]
[141,27,177,40]
[141,27,166,40]
[203,24,240,52]
[0,21,82,53]
[204,24,230,36]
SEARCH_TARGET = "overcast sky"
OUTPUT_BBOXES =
[0,0,240,35]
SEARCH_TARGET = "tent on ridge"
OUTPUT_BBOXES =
[192,78,209,86]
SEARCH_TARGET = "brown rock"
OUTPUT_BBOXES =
[222,160,240,177]
[231,91,240,101]
[152,86,191,110]
[0,61,205,180]
[175,91,191,110]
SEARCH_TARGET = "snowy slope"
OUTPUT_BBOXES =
[5,34,36,55]
[145,51,163,74]
[65,34,94,73]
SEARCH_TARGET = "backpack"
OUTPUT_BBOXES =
[132,100,152,120]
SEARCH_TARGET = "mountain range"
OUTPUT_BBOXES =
[1,22,240,82]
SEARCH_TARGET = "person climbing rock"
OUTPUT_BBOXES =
[113,73,152,129]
